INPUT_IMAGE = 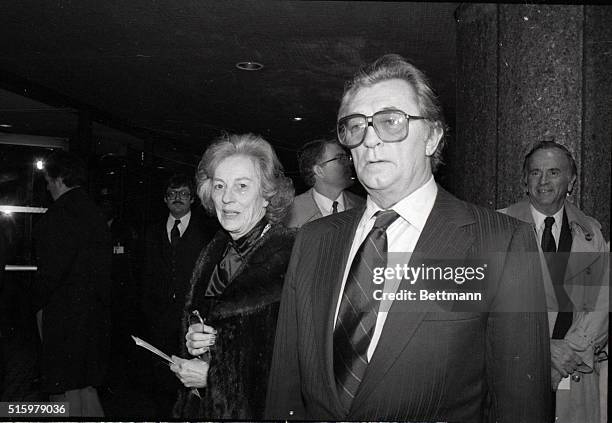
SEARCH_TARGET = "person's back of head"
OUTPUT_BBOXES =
[44,150,87,188]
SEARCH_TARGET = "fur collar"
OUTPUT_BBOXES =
[184,223,295,320]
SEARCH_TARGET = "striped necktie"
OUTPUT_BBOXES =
[333,209,399,412]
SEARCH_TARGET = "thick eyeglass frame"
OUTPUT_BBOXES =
[165,189,192,200]
[318,154,352,166]
[337,109,428,149]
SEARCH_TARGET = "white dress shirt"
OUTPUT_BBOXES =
[312,188,345,217]
[166,210,191,243]
[530,204,564,250]
[334,176,438,360]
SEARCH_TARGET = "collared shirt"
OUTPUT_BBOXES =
[530,204,564,250]
[312,188,345,217]
[166,210,191,243]
[334,176,438,360]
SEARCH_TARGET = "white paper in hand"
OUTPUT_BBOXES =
[131,335,174,364]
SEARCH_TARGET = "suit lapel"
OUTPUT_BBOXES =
[305,188,323,223]
[160,222,172,263]
[350,188,476,413]
[310,208,363,414]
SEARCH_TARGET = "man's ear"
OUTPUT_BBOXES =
[424,124,444,157]
[313,164,324,179]
[55,176,66,190]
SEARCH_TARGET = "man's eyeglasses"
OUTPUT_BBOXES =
[337,109,428,149]
[318,154,352,166]
[165,190,191,200]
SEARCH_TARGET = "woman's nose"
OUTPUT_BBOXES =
[222,186,236,203]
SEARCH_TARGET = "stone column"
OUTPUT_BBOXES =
[453,4,611,238]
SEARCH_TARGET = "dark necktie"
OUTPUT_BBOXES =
[170,219,181,247]
[541,215,574,339]
[333,210,399,412]
[541,216,556,253]
[332,201,339,214]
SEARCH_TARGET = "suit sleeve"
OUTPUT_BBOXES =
[265,230,306,419]
[564,233,609,369]
[140,227,160,333]
[32,210,81,310]
[486,222,552,423]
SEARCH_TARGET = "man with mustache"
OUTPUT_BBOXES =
[141,173,212,417]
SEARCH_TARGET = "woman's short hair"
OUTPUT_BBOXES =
[196,133,294,223]
[339,53,447,172]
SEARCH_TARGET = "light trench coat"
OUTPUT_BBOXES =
[500,199,609,423]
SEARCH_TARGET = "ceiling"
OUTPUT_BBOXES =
[0,1,458,170]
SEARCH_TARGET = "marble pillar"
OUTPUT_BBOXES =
[454,4,610,238]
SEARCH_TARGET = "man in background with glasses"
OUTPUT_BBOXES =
[141,173,212,417]
[285,138,364,228]
[267,54,550,421]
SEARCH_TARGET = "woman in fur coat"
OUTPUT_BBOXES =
[171,133,295,419]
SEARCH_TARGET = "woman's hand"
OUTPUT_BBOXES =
[185,323,217,356]
[170,355,209,388]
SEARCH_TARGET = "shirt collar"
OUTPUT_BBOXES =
[312,187,345,212]
[363,176,437,231]
[167,210,191,227]
[529,204,564,231]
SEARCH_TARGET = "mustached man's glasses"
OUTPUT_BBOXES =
[337,109,428,149]
[165,190,191,200]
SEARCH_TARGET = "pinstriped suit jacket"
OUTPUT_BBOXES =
[265,187,551,422]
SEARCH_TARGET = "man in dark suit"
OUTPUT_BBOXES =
[32,150,111,416]
[285,138,364,228]
[266,54,551,422]
[141,173,212,417]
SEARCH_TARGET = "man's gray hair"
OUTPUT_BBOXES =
[339,54,447,171]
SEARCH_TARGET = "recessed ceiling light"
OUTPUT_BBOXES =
[0,124,13,128]
[236,61,264,71]
[293,117,303,121]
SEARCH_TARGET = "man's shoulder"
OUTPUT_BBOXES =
[436,190,533,251]
[299,206,362,234]
[292,189,315,207]
[564,200,602,232]
[285,188,319,228]
[437,188,524,231]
